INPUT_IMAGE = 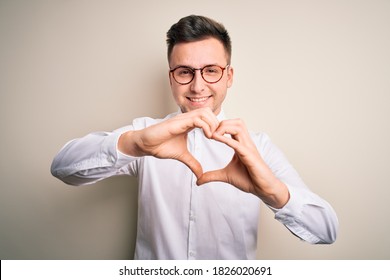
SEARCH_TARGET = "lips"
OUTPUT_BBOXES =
[187,96,210,103]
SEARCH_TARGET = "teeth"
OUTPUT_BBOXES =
[189,97,209,102]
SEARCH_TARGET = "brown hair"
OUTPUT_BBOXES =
[166,15,232,63]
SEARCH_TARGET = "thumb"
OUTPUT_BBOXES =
[178,152,203,179]
[197,169,227,186]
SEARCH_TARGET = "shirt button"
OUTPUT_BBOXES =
[189,251,196,257]
[190,215,196,222]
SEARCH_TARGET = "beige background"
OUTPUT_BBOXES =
[1,0,389,259]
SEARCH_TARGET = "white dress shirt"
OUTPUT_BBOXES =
[51,110,338,259]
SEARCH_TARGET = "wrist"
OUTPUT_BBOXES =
[118,130,143,157]
[256,179,290,209]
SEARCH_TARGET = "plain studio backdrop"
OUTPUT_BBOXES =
[0,0,389,259]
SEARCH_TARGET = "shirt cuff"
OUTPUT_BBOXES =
[268,183,306,223]
[101,129,139,169]
[115,148,139,167]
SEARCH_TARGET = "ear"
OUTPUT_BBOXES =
[227,66,234,88]
[168,70,173,86]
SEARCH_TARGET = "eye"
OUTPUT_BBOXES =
[176,67,193,76]
[204,66,220,75]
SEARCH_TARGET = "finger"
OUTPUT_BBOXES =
[190,108,219,132]
[200,108,220,133]
[175,114,218,139]
[193,109,220,137]
[213,119,254,148]
[214,119,244,138]
[178,151,203,179]
[192,118,215,138]
[212,132,241,151]
[196,169,227,185]
[186,118,218,138]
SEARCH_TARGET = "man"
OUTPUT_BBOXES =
[51,15,338,259]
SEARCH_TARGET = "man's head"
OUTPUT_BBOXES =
[166,15,234,115]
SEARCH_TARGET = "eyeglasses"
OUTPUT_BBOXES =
[170,64,229,85]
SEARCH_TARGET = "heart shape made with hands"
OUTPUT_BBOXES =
[179,128,289,208]
[129,110,288,207]
[179,126,258,192]
[145,111,290,207]
[119,109,283,202]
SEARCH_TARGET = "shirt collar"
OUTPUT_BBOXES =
[216,109,226,121]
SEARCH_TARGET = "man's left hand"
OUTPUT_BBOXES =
[197,119,290,209]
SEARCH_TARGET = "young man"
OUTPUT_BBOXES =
[51,15,338,259]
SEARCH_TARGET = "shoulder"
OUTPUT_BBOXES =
[249,131,277,156]
[250,131,271,146]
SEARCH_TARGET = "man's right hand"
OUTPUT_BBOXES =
[118,108,219,179]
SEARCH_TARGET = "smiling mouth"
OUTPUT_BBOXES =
[187,96,210,103]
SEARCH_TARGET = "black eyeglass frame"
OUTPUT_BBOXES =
[169,64,230,85]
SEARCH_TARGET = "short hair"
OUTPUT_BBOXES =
[166,15,232,63]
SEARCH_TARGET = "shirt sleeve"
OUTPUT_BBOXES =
[50,125,139,186]
[256,132,339,244]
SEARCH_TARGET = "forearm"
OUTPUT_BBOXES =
[256,177,290,209]
[272,185,339,244]
[51,128,137,185]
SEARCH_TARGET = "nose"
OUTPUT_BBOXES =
[190,70,205,93]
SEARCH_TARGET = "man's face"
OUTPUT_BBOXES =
[168,37,233,115]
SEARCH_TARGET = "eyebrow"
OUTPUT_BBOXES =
[169,63,221,69]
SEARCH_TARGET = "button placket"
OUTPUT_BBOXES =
[187,129,202,259]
